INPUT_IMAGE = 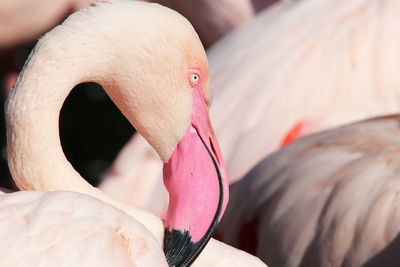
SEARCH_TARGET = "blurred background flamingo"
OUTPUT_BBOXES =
[212,0,400,266]
[0,0,98,48]
[220,115,400,267]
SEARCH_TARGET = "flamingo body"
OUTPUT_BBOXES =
[0,191,166,266]
[220,115,400,267]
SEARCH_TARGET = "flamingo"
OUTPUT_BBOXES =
[100,0,400,217]
[4,1,266,266]
[219,114,400,267]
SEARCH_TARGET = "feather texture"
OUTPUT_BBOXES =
[220,115,400,267]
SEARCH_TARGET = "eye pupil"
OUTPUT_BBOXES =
[191,74,199,84]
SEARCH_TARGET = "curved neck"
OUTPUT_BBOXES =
[4,14,146,193]
[6,42,103,192]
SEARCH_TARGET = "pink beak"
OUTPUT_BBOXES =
[162,85,229,266]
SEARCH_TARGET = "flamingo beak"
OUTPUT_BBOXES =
[162,86,229,266]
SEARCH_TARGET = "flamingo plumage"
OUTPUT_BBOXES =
[0,191,168,266]
[3,1,266,266]
[220,115,400,267]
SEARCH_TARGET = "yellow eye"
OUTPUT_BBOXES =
[190,73,200,85]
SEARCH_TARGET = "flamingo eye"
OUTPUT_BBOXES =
[190,73,200,86]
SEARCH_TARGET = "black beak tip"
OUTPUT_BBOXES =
[163,228,198,267]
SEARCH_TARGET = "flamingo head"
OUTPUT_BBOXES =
[161,68,229,266]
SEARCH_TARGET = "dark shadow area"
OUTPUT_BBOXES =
[251,0,280,12]
[0,53,13,189]
[363,233,400,267]
[60,82,134,186]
